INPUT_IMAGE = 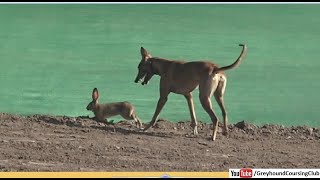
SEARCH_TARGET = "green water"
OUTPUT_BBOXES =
[0,4,319,127]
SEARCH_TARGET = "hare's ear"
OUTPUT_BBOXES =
[92,88,99,101]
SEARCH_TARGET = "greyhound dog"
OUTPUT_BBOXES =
[134,44,247,141]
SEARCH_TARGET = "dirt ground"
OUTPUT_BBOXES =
[0,112,319,172]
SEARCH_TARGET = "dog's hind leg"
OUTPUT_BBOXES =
[184,93,198,136]
[199,75,220,141]
[214,75,228,136]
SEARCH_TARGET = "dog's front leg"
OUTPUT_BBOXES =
[143,96,168,131]
[143,83,170,131]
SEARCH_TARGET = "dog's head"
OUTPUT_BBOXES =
[134,47,154,85]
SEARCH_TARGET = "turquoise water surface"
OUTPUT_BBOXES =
[0,4,319,127]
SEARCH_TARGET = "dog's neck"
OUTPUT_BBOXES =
[149,57,172,76]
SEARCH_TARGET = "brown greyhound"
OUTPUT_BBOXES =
[134,44,247,141]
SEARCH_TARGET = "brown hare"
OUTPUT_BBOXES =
[86,88,143,129]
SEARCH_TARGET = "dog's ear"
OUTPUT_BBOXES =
[92,88,99,101]
[140,47,149,58]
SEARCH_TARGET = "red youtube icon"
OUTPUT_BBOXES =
[240,168,253,178]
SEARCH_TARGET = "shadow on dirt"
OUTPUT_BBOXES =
[27,114,173,139]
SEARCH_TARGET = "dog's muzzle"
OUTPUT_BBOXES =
[141,81,149,85]
[134,75,146,84]
[134,77,143,83]
[135,79,148,85]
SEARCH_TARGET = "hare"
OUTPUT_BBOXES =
[86,88,143,129]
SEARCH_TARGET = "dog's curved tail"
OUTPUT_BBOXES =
[215,44,247,73]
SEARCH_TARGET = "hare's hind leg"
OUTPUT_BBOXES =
[120,109,142,129]
[128,111,142,129]
[128,107,142,129]
[132,114,143,129]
